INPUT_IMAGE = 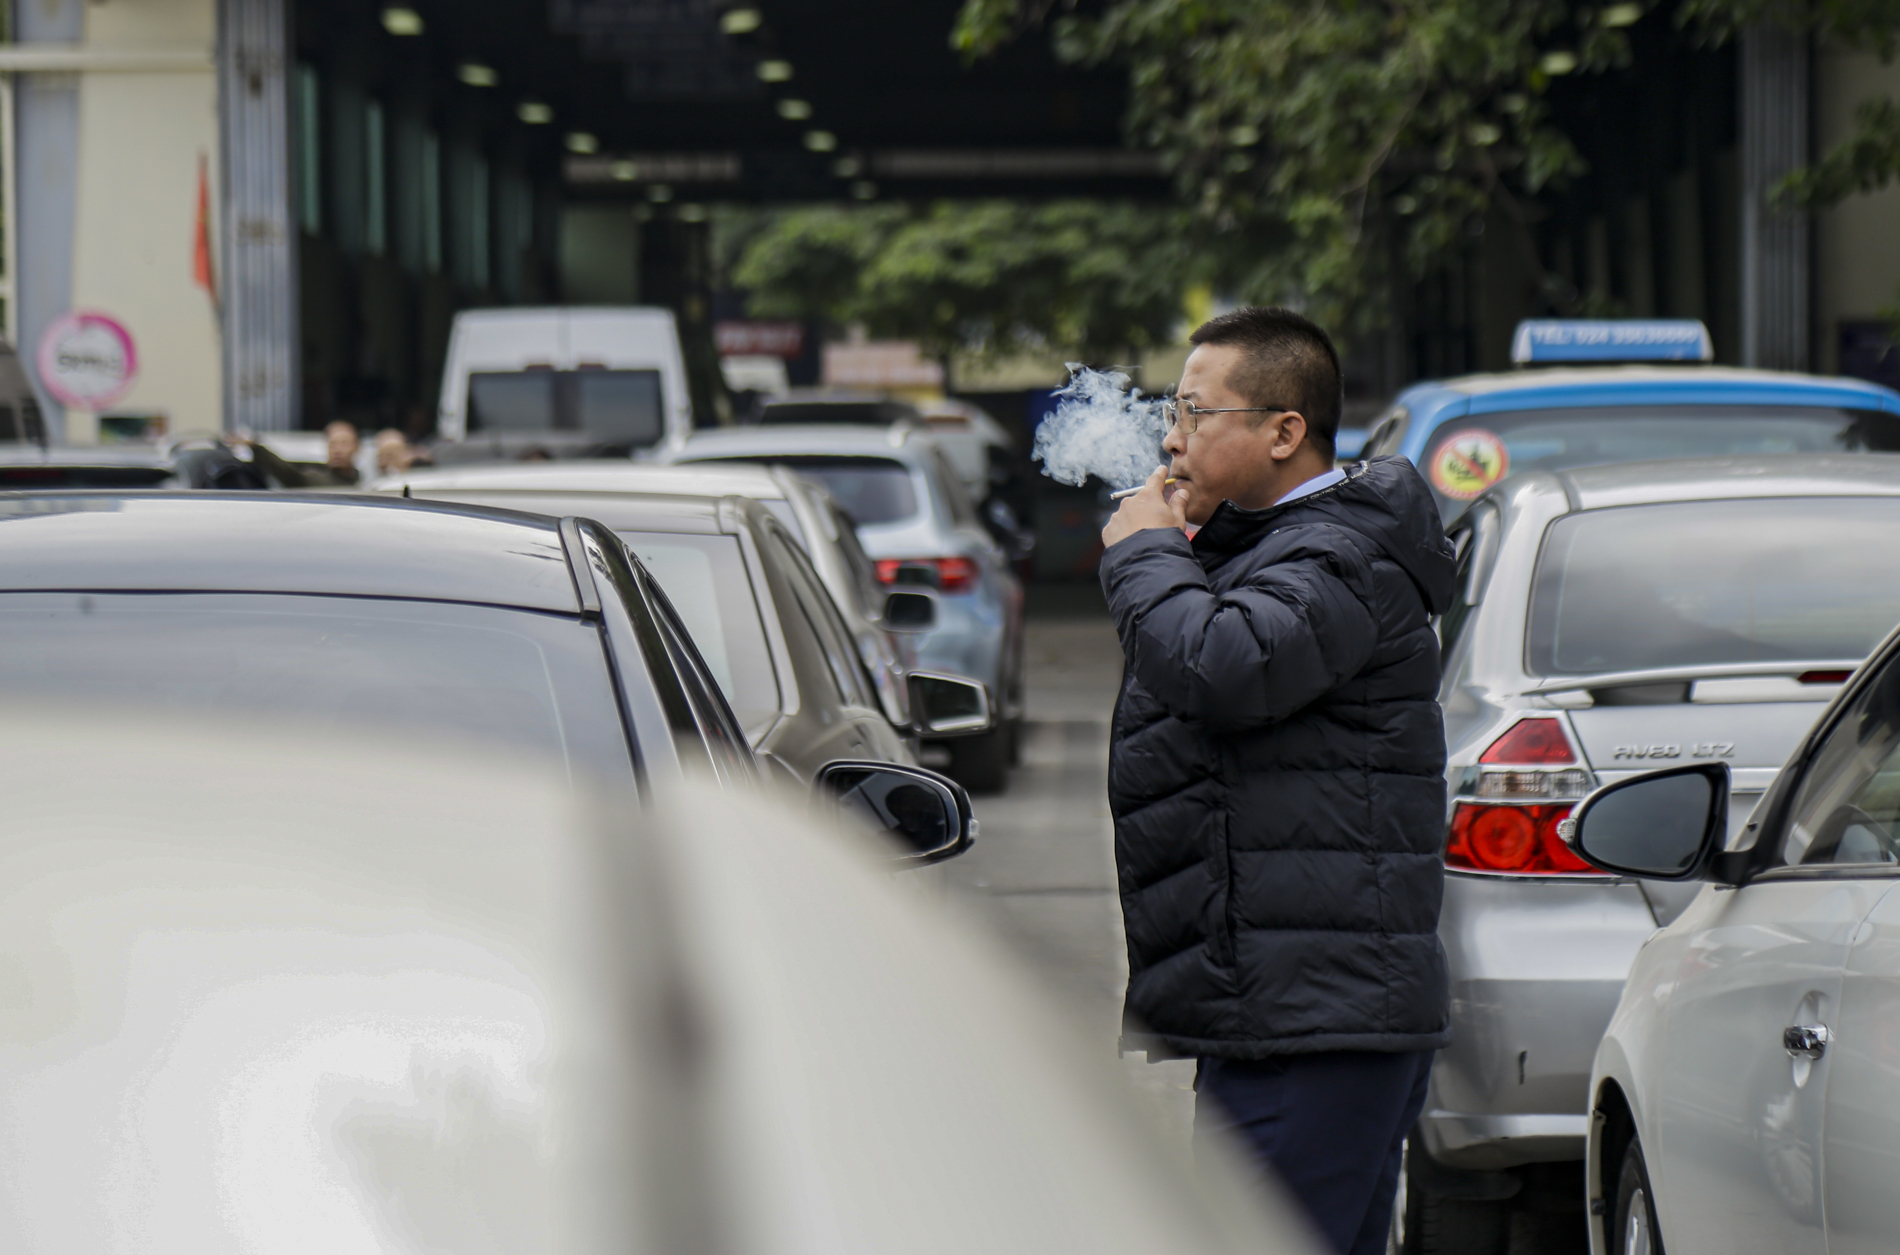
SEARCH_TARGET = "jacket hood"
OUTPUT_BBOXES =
[1194,456,1458,615]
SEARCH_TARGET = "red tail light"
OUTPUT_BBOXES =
[1446,803,1598,874]
[1479,718,1575,764]
[1799,669,1852,685]
[874,556,979,594]
[1449,716,1601,874]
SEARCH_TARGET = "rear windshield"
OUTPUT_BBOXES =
[697,456,919,526]
[468,369,664,447]
[1423,405,1900,520]
[0,593,635,782]
[758,401,918,426]
[1527,497,1900,675]
[618,531,780,734]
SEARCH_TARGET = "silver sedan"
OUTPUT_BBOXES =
[1399,454,1900,1252]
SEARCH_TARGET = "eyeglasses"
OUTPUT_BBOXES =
[1162,397,1291,435]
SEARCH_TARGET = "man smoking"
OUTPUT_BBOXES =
[1099,306,1457,1255]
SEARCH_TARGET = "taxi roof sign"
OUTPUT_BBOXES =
[1511,319,1713,365]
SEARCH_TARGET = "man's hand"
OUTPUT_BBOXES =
[1102,466,1188,549]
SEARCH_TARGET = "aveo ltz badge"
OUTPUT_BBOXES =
[1428,428,1509,500]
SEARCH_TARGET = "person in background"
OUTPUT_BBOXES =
[322,421,363,485]
[234,421,363,489]
[374,428,425,477]
[1097,306,1457,1255]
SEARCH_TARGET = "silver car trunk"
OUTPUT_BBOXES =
[1566,694,1830,773]
[1562,696,1832,921]
[1551,666,1842,796]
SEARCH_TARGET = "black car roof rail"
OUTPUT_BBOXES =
[558,517,603,620]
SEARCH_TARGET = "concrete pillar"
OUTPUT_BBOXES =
[12,0,84,441]
[217,0,297,430]
[1740,26,1811,371]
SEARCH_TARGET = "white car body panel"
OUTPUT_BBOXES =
[1590,875,1900,1255]
[1821,884,1900,1254]
[1588,594,1900,1255]
[1651,879,1884,1254]
[0,712,1314,1254]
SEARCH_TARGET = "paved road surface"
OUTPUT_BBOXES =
[942,588,1197,1147]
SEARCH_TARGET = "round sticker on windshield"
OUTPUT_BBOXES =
[1429,429,1510,500]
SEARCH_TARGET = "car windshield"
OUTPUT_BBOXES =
[468,369,664,447]
[1527,497,1900,676]
[758,401,919,426]
[0,593,636,783]
[617,531,781,734]
[1423,405,1900,520]
[695,456,919,526]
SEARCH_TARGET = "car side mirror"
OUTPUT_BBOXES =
[906,671,992,737]
[814,760,975,865]
[1558,762,1729,880]
[881,588,937,632]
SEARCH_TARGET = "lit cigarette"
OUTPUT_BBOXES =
[1111,479,1178,500]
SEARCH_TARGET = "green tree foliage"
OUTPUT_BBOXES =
[728,201,1202,359]
[1782,96,1900,204]
[954,0,1652,326]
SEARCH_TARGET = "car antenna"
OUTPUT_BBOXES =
[402,484,411,498]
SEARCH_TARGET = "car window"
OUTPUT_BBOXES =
[467,371,555,431]
[1422,405,1900,521]
[632,561,758,775]
[932,448,981,529]
[829,503,883,616]
[468,369,664,447]
[582,527,715,773]
[616,530,781,734]
[765,527,873,709]
[1437,501,1499,660]
[1526,498,1900,677]
[699,456,919,526]
[1782,658,1900,866]
[572,370,665,446]
[0,592,636,785]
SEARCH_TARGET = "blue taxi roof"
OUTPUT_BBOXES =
[1384,365,1900,464]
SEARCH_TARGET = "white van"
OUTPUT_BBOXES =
[436,307,693,457]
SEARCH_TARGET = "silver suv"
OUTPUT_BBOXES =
[1400,454,1900,1252]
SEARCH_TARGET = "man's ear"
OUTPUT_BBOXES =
[1269,411,1308,460]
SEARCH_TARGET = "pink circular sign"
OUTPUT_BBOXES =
[37,312,138,411]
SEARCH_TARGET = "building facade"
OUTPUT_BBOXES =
[1,1,1893,443]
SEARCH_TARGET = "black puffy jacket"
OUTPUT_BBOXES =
[1100,456,1458,1060]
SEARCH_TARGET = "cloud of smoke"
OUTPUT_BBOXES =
[1030,366,1168,491]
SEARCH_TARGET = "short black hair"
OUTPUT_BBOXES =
[1187,306,1342,460]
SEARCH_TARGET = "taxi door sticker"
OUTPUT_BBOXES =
[1429,429,1510,500]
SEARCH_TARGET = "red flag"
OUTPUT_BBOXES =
[193,154,216,306]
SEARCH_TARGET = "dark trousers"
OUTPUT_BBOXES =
[1194,1049,1433,1255]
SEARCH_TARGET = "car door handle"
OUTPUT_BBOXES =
[1784,1025,1830,1058]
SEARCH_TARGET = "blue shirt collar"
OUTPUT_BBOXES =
[1272,467,1347,507]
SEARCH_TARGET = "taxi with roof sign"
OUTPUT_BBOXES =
[1361,319,1900,521]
